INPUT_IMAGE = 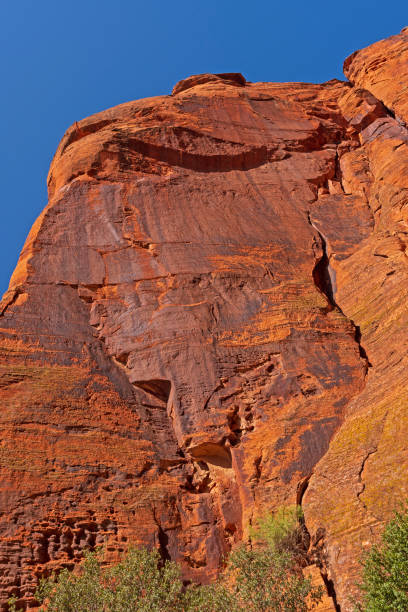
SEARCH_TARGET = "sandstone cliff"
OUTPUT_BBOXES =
[1,29,408,611]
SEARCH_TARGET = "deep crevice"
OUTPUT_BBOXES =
[307,212,372,372]
[322,573,341,612]
[308,213,336,310]
[353,325,372,367]
[311,231,336,309]
[152,508,171,563]
[297,475,341,611]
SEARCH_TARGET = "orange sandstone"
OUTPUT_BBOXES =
[1,28,408,611]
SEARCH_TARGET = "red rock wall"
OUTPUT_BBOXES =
[1,29,407,610]
[305,27,408,608]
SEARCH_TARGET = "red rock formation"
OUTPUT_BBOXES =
[304,27,408,608]
[0,28,407,610]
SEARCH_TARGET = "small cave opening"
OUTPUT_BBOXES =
[189,442,232,469]
[132,379,171,404]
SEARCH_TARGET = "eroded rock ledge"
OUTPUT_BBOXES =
[1,27,408,611]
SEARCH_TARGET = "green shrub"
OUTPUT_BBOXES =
[7,596,19,612]
[183,582,235,612]
[223,544,322,612]
[34,548,185,612]
[186,513,323,612]
[250,505,306,556]
[10,506,322,612]
[356,502,408,611]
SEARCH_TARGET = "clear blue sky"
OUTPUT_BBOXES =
[0,1,406,296]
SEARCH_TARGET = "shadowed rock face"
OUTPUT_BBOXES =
[0,28,407,611]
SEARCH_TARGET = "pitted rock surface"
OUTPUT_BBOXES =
[1,28,408,610]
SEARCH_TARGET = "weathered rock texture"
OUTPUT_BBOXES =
[0,28,407,610]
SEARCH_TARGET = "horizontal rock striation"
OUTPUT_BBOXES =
[1,27,408,611]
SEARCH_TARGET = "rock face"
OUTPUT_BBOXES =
[0,28,407,610]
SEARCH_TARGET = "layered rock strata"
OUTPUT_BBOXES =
[1,29,407,610]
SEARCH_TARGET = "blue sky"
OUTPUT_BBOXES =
[0,1,406,296]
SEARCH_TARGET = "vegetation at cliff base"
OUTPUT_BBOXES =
[356,502,408,611]
[9,506,323,611]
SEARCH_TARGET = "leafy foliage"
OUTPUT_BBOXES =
[10,506,323,611]
[229,505,321,611]
[34,548,185,612]
[356,502,408,611]
[6,596,18,612]
[250,505,307,556]
[223,544,322,612]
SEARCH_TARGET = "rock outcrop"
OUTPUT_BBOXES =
[1,28,407,610]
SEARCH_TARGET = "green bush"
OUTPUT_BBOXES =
[10,506,323,611]
[250,505,306,556]
[356,502,408,611]
[222,544,322,612]
[34,548,185,612]
[227,505,321,611]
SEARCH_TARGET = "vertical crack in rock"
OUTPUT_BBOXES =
[298,475,341,611]
[321,574,341,612]
[307,212,372,373]
[152,508,171,563]
[356,447,377,513]
[305,199,376,609]
[310,224,336,310]
[353,325,372,369]
[356,410,388,523]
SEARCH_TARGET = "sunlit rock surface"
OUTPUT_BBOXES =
[1,28,407,610]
